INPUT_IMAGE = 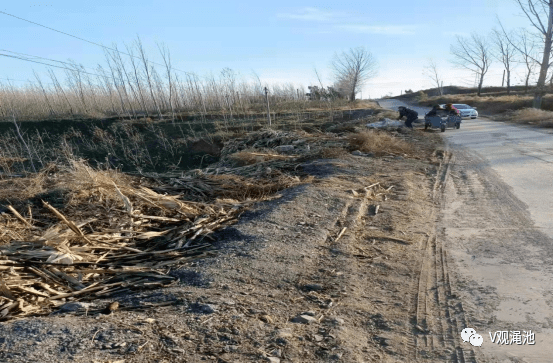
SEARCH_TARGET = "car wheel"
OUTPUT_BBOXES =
[440,125,446,132]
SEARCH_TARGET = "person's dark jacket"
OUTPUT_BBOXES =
[398,107,418,120]
[426,106,443,117]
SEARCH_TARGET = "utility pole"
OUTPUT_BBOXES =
[264,87,271,127]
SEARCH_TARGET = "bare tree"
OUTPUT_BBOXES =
[515,28,539,93]
[501,1,553,108]
[124,43,149,116]
[450,33,493,96]
[157,42,176,123]
[331,47,377,102]
[423,58,444,96]
[135,36,163,119]
[491,28,517,94]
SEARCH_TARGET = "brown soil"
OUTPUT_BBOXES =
[0,125,462,362]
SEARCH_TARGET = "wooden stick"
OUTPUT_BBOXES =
[335,227,347,242]
[49,267,86,290]
[374,236,412,245]
[364,182,380,190]
[28,267,67,290]
[42,201,91,243]
[7,206,37,230]
[13,285,50,298]
[37,282,60,295]
[248,152,297,158]
[48,280,104,300]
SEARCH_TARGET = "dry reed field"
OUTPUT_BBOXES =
[0,40,360,123]
[0,99,384,177]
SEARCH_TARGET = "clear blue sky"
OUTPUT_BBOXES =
[0,0,535,98]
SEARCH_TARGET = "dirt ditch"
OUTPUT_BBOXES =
[0,108,381,176]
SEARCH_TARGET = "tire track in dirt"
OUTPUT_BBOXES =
[412,151,477,362]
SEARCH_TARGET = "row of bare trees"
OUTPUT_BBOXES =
[440,1,553,108]
[501,0,553,108]
[447,29,537,97]
[0,38,310,122]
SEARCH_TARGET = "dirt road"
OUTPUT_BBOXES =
[382,98,553,362]
[441,118,553,362]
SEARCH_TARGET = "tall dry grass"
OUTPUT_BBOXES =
[505,108,553,124]
[349,130,414,156]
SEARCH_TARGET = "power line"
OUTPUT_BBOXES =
[0,53,122,83]
[0,10,197,78]
[0,49,113,76]
[0,77,34,83]
[1,49,87,69]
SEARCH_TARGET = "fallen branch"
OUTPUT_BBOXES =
[335,227,347,242]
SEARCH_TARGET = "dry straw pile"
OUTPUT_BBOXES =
[0,159,297,320]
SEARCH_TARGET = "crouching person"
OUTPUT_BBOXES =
[397,106,418,129]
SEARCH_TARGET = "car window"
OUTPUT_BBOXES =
[453,104,469,109]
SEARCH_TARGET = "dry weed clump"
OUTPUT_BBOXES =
[207,173,303,200]
[0,159,290,320]
[505,108,553,124]
[227,150,295,166]
[0,163,62,203]
[349,130,414,156]
[60,160,136,206]
[0,157,28,173]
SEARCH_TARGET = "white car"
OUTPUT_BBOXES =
[439,104,478,119]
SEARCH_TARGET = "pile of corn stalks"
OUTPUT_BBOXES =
[0,129,337,320]
[0,160,277,320]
